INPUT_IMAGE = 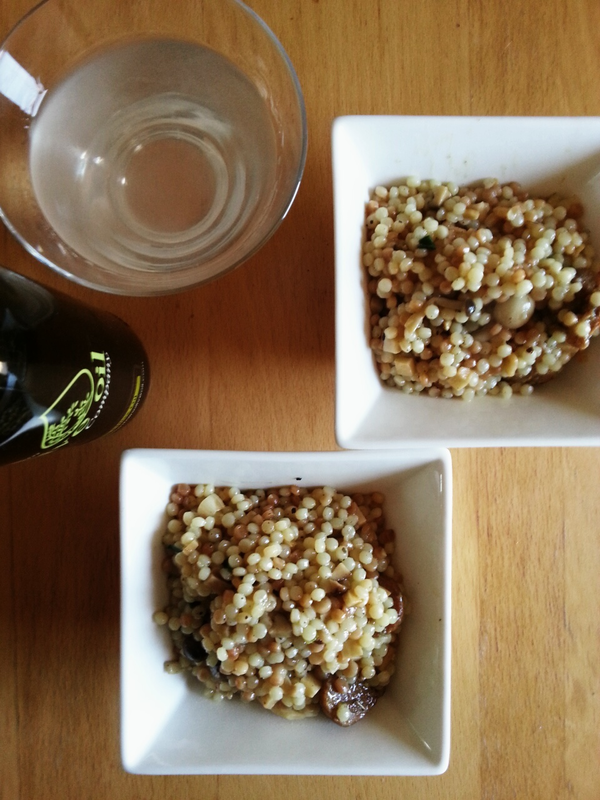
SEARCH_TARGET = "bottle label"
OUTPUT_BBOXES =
[40,350,111,450]
[112,366,145,432]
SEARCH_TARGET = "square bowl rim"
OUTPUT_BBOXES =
[332,114,600,448]
[119,447,452,775]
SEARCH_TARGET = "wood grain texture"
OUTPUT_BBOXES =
[1,1,600,799]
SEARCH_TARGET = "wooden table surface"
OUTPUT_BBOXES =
[1,0,600,798]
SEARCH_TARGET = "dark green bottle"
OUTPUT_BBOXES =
[0,267,149,466]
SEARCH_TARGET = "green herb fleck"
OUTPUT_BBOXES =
[166,544,182,554]
[418,235,436,251]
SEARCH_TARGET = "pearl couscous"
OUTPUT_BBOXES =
[364,178,600,400]
[155,483,403,726]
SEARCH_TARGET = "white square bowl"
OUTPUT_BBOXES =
[333,115,600,448]
[120,448,452,775]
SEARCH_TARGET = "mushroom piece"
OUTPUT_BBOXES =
[181,633,222,681]
[201,573,230,595]
[431,295,476,316]
[348,501,366,527]
[180,634,208,665]
[320,676,382,726]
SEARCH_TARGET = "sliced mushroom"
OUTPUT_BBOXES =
[472,321,495,342]
[430,295,476,315]
[506,372,552,387]
[320,676,381,726]
[201,573,230,595]
[197,493,225,516]
[348,501,366,527]
[302,672,323,698]
[392,355,417,379]
[327,578,347,595]
[180,634,207,665]
[566,267,600,315]
[431,185,450,207]
[330,562,351,581]
[271,613,293,638]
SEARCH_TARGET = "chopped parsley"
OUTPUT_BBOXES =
[418,235,436,251]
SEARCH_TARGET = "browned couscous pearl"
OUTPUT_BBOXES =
[232,525,246,541]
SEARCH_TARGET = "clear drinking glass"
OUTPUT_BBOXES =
[0,0,307,295]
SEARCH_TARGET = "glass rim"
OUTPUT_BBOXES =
[0,0,308,296]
